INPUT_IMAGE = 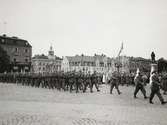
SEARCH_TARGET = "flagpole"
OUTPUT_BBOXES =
[115,42,123,73]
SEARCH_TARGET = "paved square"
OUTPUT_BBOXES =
[0,83,167,125]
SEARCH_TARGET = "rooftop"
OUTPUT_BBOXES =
[0,34,31,47]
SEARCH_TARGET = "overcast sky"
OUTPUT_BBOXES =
[0,0,167,59]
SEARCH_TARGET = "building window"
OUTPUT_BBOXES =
[15,48,18,52]
[14,58,16,62]
[25,59,28,62]
[1,39,5,43]
[100,62,104,67]
[25,49,28,53]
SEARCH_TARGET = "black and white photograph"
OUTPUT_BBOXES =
[0,0,167,125]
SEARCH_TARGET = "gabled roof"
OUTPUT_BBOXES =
[0,34,31,47]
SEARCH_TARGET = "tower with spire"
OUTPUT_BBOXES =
[48,45,55,60]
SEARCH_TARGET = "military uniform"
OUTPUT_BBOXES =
[149,72,166,104]
[134,72,147,99]
[110,72,121,95]
[83,74,92,93]
[90,73,100,93]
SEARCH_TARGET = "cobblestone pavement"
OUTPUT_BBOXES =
[0,83,167,125]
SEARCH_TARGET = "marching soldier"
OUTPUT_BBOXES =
[149,70,167,104]
[160,73,167,95]
[109,71,121,95]
[83,73,92,93]
[90,72,100,93]
[134,69,147,99]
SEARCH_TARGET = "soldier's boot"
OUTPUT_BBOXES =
[95,83,100,92]
[90,84,93,93]
[163,91,167,95]
[70,84,73,93]
[83,86,87,93]
[149,100,154,104]
[90,87,93,93]
[144,94,148,99]
[83,87,86,93]
[110,85,114,94]
[117,89,121,95]
[161,101,167,105]
[134,94,137,98]
[156,91,166,105]
[76,85,79,93]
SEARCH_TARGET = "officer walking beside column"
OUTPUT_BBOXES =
[149,70,167,105]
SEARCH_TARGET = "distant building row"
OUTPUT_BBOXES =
[0,34,152,74]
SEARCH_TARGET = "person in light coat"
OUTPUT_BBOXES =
[149,71,167,105]
[134,69,147,99]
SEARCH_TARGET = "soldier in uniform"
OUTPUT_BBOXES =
[109,71,121,95]
[134,69,147,99]
[83,73,92,93]
[69,72,75,93]
[149,71,167,104]
[90,71,100,93]
[160,73,167,95]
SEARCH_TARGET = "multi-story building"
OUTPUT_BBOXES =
[0,34,32,72]
[32,46,62,73]
[61,54,130,75]
[61,54,116,74]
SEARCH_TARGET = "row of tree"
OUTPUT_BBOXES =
[158,58,167,73]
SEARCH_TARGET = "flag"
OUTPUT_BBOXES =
[121,42,123,50]
[117,42,124,57]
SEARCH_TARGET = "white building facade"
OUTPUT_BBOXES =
[32,46,62,74]
[61,54,129,75]
[61,54,115,74]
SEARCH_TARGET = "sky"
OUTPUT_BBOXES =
[0,0,167,59]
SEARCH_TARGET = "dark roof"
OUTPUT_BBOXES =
[129,57,151,62]
[66,54,107,63]
[0,35,31,47]
[32,54,48,59]
[66,55,95,62]
[55,56,62,60]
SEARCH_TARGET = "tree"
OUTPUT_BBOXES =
[158,58,167,73]
[0,46,10,73]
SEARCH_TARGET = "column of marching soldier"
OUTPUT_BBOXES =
[0,71,101,93]
[0,70,167,105]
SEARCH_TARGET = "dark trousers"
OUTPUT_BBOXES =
[150,87,164,102]
[90,82,99,92]
[134,84,146,97]
[110,83,120,94]
[83,82,91,92]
